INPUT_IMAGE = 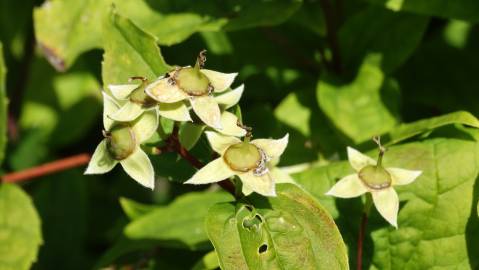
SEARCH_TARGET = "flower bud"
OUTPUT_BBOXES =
[224,142,262,172]
[175,67,211,96]
[358,165,392,190]
[105,124,136,160]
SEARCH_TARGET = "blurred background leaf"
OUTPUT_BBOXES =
[0,184,43,270]
[365,0,479,22]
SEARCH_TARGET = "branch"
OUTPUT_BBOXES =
[357,213,368,270]
[319,0,342,73]
[1,153,91,183]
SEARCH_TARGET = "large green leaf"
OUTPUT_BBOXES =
[294,131,479,269]
[0,43,7,165]
[33,0,222,70]
[206,184,348,270]
[365,0,479,22]
[384,110,479,145]
[34,0,301,70]
[317,56,400,144]
[125,191,232,250]
[0,184,43,270]
[339,6,428,74]
[102,9,170,85]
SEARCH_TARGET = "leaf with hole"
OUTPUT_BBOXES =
[206,184,348,270]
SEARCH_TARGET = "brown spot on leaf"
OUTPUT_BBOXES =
[39,43,66,72]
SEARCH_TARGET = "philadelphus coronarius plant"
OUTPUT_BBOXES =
[145,50,237,129]
[185,131,289,196]
[84,92,158,189]
[326,144,422,227]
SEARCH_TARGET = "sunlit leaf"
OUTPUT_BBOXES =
[206,184,348,270]
[0,184,43,270]
[294,130,479,269]
[102,10,170,85]
[317,56,400,144]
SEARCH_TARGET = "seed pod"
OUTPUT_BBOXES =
[223,142,262,172]
[129,83,156,106]
[358,165,392,190]
[175,67,211,96]
[105,124,136,160]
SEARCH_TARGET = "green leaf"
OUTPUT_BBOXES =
[384,111,479,145]
[0,43,7,165]
[125,191,233,250]
[102,9,170,85]
[192,251,220,270]
[365,0,479,22]
[18,58,102,148]
[275,92,311,137]
[0,184,43,270]
[220,0,303,31]
[34,0,301,70]
[33,0,221,70]
[179,122,206,150]
[206,184,349,270]
[317,56,400,144]
[152,0,302,31]
[339,7,429,74]
[294,132,479,269]
[119,197,157,220]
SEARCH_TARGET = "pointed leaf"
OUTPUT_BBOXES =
[102,10,170,85]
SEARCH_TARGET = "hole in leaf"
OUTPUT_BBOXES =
[258,244,268,254]
[255,214,263,223]
[245,205,254,211]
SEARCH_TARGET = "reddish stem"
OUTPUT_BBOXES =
[2,153,91,183]
[357,213,368,270]
[155,126,236,196]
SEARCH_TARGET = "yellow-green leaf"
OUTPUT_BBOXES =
[206,184,348,270]
[0,184,43,270]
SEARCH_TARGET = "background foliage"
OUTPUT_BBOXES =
[0,0,479,269]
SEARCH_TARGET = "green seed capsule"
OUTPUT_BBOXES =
[358,165,392,190]
[224,142,261,172]
[175,67,211,96]
[105,124,136,160]
[129,84,156,106]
